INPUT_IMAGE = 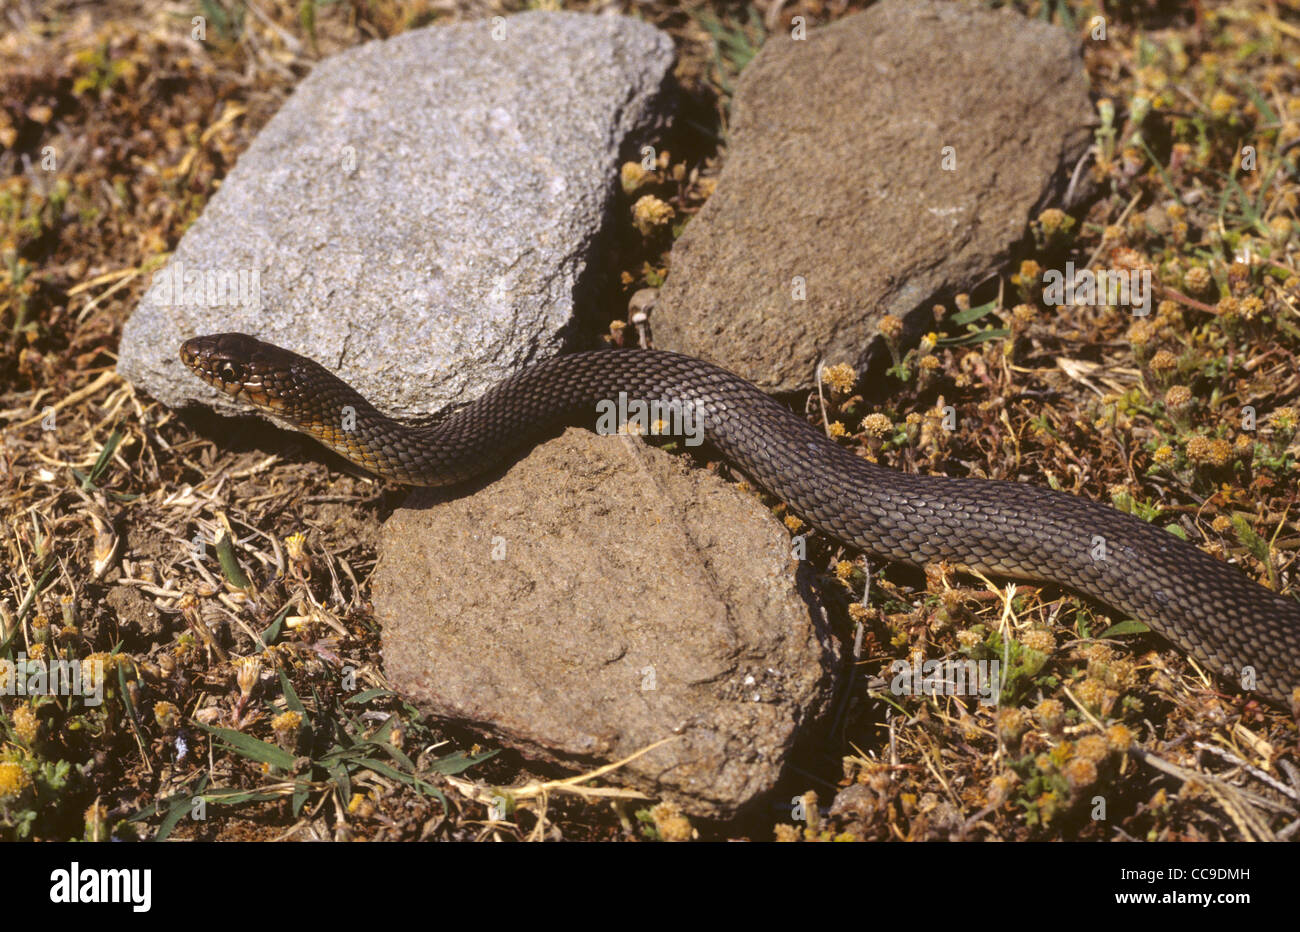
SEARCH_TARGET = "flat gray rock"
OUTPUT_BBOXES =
[651,0,1093,392]
[118,11,675,419]
[373,429,840,819]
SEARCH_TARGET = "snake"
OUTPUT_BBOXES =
[180,331,1300,706]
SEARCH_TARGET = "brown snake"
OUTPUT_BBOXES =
[181,332,1300,706]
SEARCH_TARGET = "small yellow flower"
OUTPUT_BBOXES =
[1164,385,1192,411]
[1074,678,1110,715]
[1021,629,1055,653]
[11,705,39,745]
[1185,435,1232,467]
[649,801,694,842]
[820,363,856,394]
[1136,66,1168,90]
[0,761,31,800]
[1062,757,1098,792]
[860,413,891,437]
[1033,698,1065,733]
[1127,320,1156,346]
[154,701,180,733]
[1087,643,1115,665]
[234,656,263,701]
[1183,266,1212,295]
[285,532,308,562]
[1105,723,1135,753]
[1148,350,1177,373]
[986,773,1017,806]
[996,707,1029,744]
[1075,734,1110,764]
[619,161,653,195]
[1208,91,1235,119]
[1037,208,1068,235]
[631,195,674,236]
[774,823,801,842]
[271,710,304,750]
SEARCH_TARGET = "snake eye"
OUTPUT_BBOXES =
[217,362,242,384]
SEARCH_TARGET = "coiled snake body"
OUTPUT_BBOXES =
[181,332,1300,705]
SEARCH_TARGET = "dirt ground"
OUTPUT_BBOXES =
[2,0,1299,841]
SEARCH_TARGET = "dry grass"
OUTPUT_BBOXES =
[1,0,1298,841]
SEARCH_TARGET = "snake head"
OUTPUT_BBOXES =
[179,332,301,412]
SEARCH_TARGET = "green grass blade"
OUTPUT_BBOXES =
[196,722,296,770]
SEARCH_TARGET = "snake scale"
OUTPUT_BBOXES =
[181,332,1300,706]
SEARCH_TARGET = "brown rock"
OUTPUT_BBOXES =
[373,428,839,818]
[652,0,1093,392]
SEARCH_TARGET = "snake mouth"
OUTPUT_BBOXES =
[178,340,199,371]
[239,385,281,410]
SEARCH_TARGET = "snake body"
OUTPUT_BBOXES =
[181,332,1300,705]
